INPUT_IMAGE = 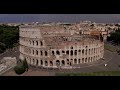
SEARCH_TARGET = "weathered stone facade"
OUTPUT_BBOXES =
[19,24,104,69]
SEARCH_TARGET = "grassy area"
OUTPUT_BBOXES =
[104,44,116,52]
[56,71,120,76]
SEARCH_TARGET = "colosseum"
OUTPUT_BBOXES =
[19,23,104,69]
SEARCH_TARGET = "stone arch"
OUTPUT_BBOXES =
[52,51,54,55]
[82,49,84,55]
[71,46,73,49]
[56,60,60,67]
[41,60,43,65]
[36,59,39,66]
[33,41,34,45]
[33,50,34,55]
[85,58,87,63]
[82,58,84,63]
[78,49,81,52]
[41,50,43,56]
[61,60,65,66]
[66,50,69,55]
[50,61,53,66]
[36,50,38,55]
[45,61,48,66]
[74,58,77,64]
[89,49,90,55]
[36,41,38,46]
[94,48,95,53]
[88,57,90,62]
[45,51,48,56]
[85,49,87,55]
[70,50,73,56]
[74,50,77,55]
[40,41,43,46]
[56,50,60,55]
[78,59,80,63]
[62,50,65,53]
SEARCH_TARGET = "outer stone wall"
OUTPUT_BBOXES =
[19,25,104,69]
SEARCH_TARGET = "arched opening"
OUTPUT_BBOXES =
[41,60,43,65]
[74,50,77,55]
[89,49,90,55]
[82,58,84,63]
[50,61,53,66]
[82,49,84,55]
[74,59,77,64]
[88,57,90,62]
[78,50,81,52]
[52,51,54,55]
[56,50,60,55]
[94,48,95,53]
[36,41,38,46]
[67,59,69,65]
[36,59,38,66]
[33,41,34,45]
[70,50,73,56]
[41,50,43,56]
[45,51,48,56]
[40,41,43,46]
[45,61,48,66]
[33,50,34,55]
[85,58,87,63]
[62,50,65,53]
[61,60,65,66]
[66,50,69,55]
[79,59,80,63]
[56,60,60,67]
[85,49,87,55]
[71,46,73,49]
[36,50,38,55]
[70,59,73,65]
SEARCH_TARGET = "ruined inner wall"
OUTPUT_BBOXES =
[19,25,104,68]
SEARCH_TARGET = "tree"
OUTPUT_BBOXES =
[14,59,29,75]
[107,28,120,45]
[14,65,26,75]
[23,59,29,71]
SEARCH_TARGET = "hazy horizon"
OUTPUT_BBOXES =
[0,14,120,23]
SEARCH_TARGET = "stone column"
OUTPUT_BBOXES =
[38,59,41,66]
[42,60,45,67]
[47,60,50,67]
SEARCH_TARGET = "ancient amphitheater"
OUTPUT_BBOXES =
[19,24,104,69]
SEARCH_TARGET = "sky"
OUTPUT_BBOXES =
[0,14,120,23]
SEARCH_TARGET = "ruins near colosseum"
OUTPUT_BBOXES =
[19,23,104,69]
